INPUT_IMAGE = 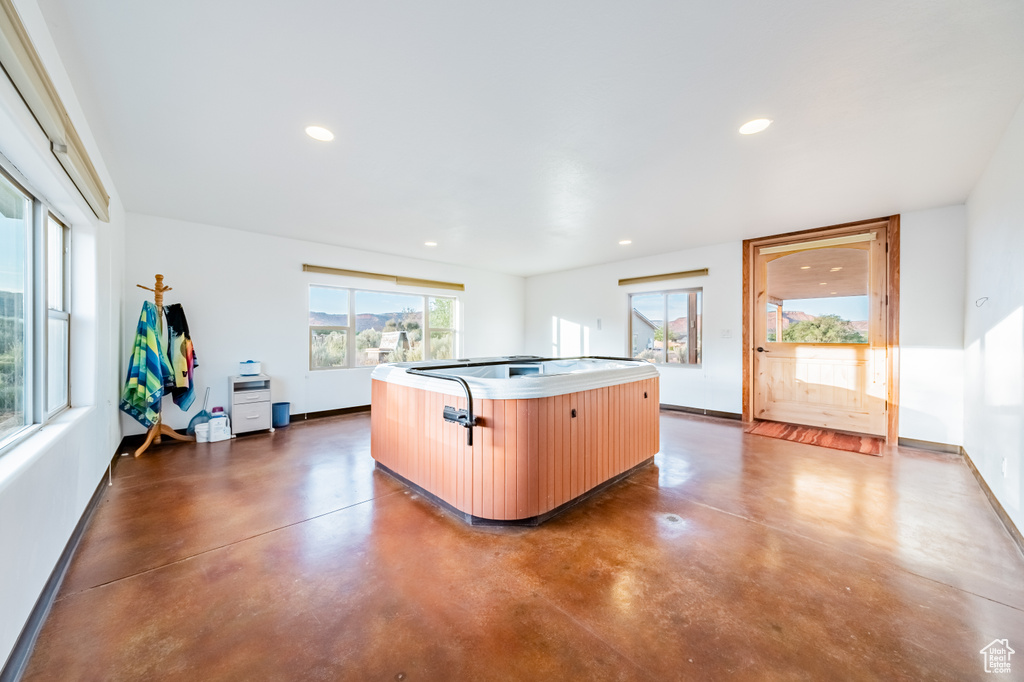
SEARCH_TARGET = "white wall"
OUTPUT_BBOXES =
[964,97,1024,534]
[524,242,743,414]
[898,205,967,445]
[122,214,526,434]
[0,0,126,668]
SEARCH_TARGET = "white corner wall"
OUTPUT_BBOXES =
[0,0,126,669]
[898,205,967,445]
[964,97,1024,534]
[524,242,743,414]
[122,214,526,434]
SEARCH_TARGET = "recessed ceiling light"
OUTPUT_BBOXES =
[424,241,438,247]
[819,282,827,285]
[800,266,811,270]
[830,267,842,271]
[831,291,837,295]
[739,119,772,135]
[619,240,632,245]
[305,125,334,141]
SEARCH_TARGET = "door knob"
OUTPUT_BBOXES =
[756,347,770,353]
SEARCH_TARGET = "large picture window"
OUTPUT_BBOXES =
[629,288,702,365]
[0,166,71,452]
[0,174,30,444]
[309,285,458,370]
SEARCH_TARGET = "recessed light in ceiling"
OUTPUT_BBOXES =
[305,125,334,141]
[831,291,837,295]
[800,266,811,270]
[819,282,827,285]
[424,241,438,247]
[830,267,842,271]
[739,119,772,135]
[619,240,632,245]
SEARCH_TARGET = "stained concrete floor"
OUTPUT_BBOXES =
[22,411,1024,681]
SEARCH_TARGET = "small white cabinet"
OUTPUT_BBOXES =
[230,374,274,435]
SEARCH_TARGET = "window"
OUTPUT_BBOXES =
[309,285,458,369]
[0,165,71,451]
[47,215,70,415]
[629,288,702,365]
[765,248,869,344]
[0,173,30,444]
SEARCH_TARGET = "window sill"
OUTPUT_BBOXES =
[0,407,94,489]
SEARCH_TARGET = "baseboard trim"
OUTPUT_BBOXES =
[897,437,961,455]
[659,404,742,421]
[0,450,120,681]
[961,447,1024,559]
[294,405,371,422]
[115,406,373,452]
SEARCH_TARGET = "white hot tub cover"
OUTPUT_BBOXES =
[371,356,659,400]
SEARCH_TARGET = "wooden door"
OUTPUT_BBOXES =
[752,223,889,436]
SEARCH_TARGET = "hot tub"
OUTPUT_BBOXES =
[370,356,659,524]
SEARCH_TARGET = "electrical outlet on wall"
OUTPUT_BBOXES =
[720,329,732,339]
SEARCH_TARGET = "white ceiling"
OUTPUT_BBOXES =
[36,0,1024,277]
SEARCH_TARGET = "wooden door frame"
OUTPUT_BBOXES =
[742,215,900,443]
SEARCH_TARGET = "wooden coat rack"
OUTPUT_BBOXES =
[134,274,194,457]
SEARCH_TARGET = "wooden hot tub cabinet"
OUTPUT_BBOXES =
[370,361,659,524]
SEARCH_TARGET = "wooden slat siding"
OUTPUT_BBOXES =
[546,396,556,511]
[655,377,661,451]
[613,382,621,477]
[637,381,643,462]
[562,393,572,503]
[453,395,462,509]
[644,380,651,455]
[622,378,630,471]
[482,399,494,518]
[585,390,593,492]
[369,378,660,521]
[470,399,477,509]
[648,379,654,453]
[537,397,548,515]
[553,394,563,506]
[600,386,608,484]
[370,381,379,460]
[473,398,484,517]
[492,397,506,520]
[527,400,540,517]
[452,396,463,506]
[565,391,573,497]
[463,400,472,511]
[405,385,414,480]
[504,400,517,520]
[446,396,458,506]
[593,387,601,485]
[517,400,530,517]
[433,391,442,495]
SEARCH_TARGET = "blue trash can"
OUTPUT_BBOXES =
[272,402,291,428]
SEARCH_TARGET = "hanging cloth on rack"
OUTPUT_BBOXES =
[120,301,172,428]
[163,303,199,411]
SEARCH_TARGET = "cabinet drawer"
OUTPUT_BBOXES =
[233,390,271,405]
[232,401,271,433]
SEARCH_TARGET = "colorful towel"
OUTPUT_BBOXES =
[120,301,172,428]
[163,303,199,411]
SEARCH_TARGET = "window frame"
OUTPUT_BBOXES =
[627,286,703,367]
[308,284,459,371]
[0,157,72,456]
[45,213,70,417]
